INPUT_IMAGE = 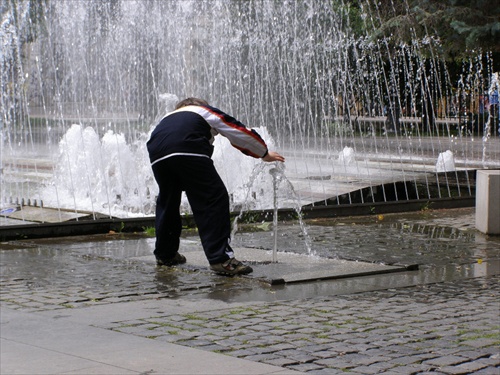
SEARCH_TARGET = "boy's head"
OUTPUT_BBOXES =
[175,97,209,109]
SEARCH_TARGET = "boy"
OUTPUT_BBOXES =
[147,98,285,275]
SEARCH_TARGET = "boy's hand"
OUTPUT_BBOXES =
[262,151,285,162]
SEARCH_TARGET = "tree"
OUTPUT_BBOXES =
[1,0,49,44]
[1,0,49,131]
[361,0,500,62]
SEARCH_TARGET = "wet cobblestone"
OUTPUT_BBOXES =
[0,243,258,311]
[233,209,498,267]
[1,208,499,373]
[96,276,500,374]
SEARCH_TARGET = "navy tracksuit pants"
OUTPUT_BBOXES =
[151,155,234,265]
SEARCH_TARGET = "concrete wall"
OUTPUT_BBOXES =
[475,170,500,235]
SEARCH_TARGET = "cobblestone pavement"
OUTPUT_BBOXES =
[101,276,499,374]
[0,236,252,312]
[1,208,499,374]
[233,208,494,267]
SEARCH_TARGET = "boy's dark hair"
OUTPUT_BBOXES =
[175,97,209,109]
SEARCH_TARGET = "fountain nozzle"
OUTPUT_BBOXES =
[269,162,285,179]
[269,167,280,177]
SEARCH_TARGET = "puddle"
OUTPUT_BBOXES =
[1,208,499,308]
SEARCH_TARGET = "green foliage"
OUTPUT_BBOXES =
[143,226,155,237]
[358,0,500,61]
[2,0,49,44]
[331,0,371,38]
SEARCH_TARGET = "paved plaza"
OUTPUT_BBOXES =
[1,208,499,374]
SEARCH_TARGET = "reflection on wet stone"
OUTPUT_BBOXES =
[1,208,499,312]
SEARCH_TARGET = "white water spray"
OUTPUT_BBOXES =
[483,72,499,162]
[436,150,456,172]
[2,0,499,221]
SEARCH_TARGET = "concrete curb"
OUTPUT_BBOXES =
[0,197,474,241]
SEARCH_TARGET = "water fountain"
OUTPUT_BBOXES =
[1,0,499,224]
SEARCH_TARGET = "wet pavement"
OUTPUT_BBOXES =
[1,207,499,374]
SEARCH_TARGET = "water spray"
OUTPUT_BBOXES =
[2,0,495,222]
[269,163,286,263]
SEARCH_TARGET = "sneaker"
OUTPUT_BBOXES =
[210,258,253,276]
[156,253,187,266]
